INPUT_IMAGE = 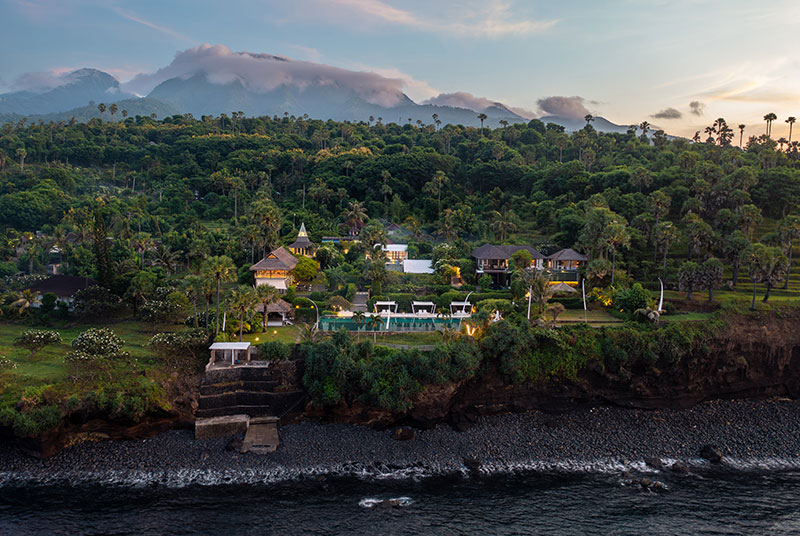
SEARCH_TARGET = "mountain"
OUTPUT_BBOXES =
[0,69,135,116]
[0,98,180,125]
[539,115,630,133]
[146,74,525,127]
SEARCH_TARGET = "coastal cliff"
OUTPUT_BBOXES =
[313,309,800,429]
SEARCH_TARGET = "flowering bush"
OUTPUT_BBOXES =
[0,357,16,370]
[14,330,62,356]
[70,328,125,358]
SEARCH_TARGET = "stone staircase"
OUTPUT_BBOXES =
[352,291,369,312]
[194,362,306,444]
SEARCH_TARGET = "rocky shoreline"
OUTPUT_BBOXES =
[1,398,799,486]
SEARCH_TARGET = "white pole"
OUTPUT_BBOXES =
[527,285,533,320]
[658,278,664,312]
[222,312,226,332]
[582,279,587,323]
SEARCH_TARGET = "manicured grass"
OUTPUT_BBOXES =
[558,308,621,324]
[238,326,301,345]
[374,331,442,346]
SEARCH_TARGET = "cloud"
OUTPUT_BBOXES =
[423,92,500,112]
[111,6,195,44]
[311,0,558,38]
[121,44,415,107]
[652,107,682,120]
[536,96,590,120]
[689,101,705,116]
[8,68,115,92]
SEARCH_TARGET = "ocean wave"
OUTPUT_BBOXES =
[3,456,800,488]
[359,496,414,508]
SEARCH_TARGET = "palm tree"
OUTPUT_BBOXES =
[584,114,594,126]
[109,103,118,119]
[344,200,367,236]
[256,284,279,332]
[738,124,746,148]
[11,289,41,315]
[298,323,323,344]
[97,103,106,117]
[366,314,384,343]
[353,310,366,340]
[639,121,650,137]
[787,117,797,143]
[777,215,800,289]
[202,255,236,335]
[477,113,488,135]
[604,222,631,284]
[15,148,26,171]
[763,112,777,137]
[228,286,259,341]
[489,210,517,240]
[131,232,153,268]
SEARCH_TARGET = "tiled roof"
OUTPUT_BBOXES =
[26,275,97,298]
[471,244,545,260]
[547,248,588,262]
[250,247,299,271]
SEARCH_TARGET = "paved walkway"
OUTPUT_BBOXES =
[242,416,280,453]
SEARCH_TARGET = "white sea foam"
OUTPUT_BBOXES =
[359,496,414,508]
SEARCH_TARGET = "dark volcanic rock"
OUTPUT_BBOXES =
[700,445,724,464]
[390,427,415,441]
[671,461,690,474]
[645,457,664,470]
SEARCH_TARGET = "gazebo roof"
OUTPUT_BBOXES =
[551,282,579,294]
[256,299,294,314]
[289,222,315,250]
[547,248,588,262]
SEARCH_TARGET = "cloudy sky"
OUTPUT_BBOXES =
[2,0,799,137]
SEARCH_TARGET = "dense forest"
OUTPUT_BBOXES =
[0,112,798,299]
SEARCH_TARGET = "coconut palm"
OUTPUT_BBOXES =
[353,310,366,340]
[787,117,797,143]
[366,314,384,343]
[11,289,41,315]
[202,255,236,335]
[604,222,631,285]
[182,275,203,328]
[227,286,259,342]
[298,323,324,344]
[344,200,367,236]
[489,210,517,240]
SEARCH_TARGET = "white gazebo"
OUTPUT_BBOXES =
[373,301,398,314]
[209,342,251,366]
[411,301,436,315]
[449,301,472,316]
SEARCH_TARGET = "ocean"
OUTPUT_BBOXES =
[2,467,800,535]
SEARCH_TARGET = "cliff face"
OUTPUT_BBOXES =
[318,310,800,429]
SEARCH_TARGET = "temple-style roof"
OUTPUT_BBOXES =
[288,222,314,250]
[471,244,545,260]
[547,248,589,262]
[25,275,97,298]
[250,246,299,271]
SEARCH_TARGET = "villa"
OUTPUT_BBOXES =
[547,248,589,284]
[288,223,315,257]
[250,246,298,292]
[381,244,408,265]
[471,244,545,286]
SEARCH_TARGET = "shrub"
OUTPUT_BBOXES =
[14,329,62,356]
[259,341,292,361]
[149,329,211,371]
[613,283,652,314]
[0,357,17,370]
[71,327,124,357]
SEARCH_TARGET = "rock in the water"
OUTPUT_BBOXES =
[700,445,723,464]
[645,457,664,470]
[671,461,690,474]
[226,436,243,452]
[463,457,482,473]
[391,427,415,441]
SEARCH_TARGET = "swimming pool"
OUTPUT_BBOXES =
[319,316,464,332]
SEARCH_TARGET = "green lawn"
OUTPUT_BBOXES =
[374,331,442,346]
[558,308,621,324]
[238,326,301,345]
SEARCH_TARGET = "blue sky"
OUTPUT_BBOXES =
[2,0,799,137]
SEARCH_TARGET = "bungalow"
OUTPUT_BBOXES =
[24,275,97,308]
[288,223,315,257]
[250,246,298,292]
[471,244,545,287]
[546,248,588,284]
[256,298,294,326]
[382,244,408,265]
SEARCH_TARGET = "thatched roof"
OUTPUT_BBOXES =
[256,299,294,314]
[25,275,97,298]
[551,282,579,294]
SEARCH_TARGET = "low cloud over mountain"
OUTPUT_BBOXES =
[122,44,410,108]
[536,96,591,120]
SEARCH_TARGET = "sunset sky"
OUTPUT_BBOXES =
[2,0,799,137]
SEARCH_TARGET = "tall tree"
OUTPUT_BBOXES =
[777,215,800,289]
[477,113,488,135]
[202,255,236,335]
[787,116,797,143]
